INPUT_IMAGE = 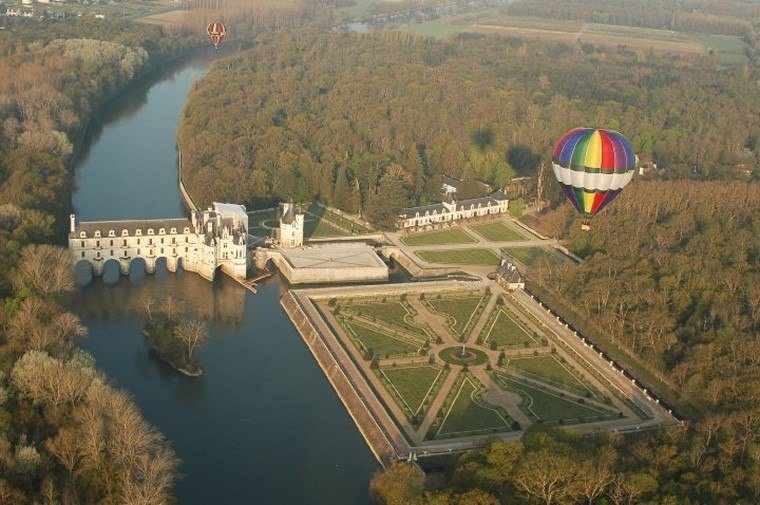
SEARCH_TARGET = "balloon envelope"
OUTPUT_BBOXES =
[206,21,226,48]
[551,128,635,224]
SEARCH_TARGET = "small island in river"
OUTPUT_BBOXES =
[143,309,208,377]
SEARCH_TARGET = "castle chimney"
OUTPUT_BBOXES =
[70,214,76,233]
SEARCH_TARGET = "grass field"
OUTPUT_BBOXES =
[342,319,419,358]
[496,374,616,423]
[343,300,430,338]
[506,355,589,395]
[304,219,350,238]
[248,208,278,224]
[402,228,476,246]
[469,222,526,242]
[416,248,500,266]
[502,247,558,266]
[381,365,445,417]
[483,309,538,348]
[437,375,513,437]
[307,204,373,235]
[426,295,487,339]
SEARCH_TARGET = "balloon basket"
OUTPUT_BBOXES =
[581,222,591,232]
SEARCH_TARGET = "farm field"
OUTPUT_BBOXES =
[435,374,513,438]
[380,365,445,418]
[396,14,748,63]
[402,228,476,246]
[416,248,500,266]
[341,319,419,358]
[469,221,526,242]
[482,308,538,348]
[495,374,616,424]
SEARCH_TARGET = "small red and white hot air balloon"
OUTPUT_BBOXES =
[206,21,226,49]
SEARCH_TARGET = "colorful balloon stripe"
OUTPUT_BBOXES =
[552,128,635,173]
[559,184,620,218]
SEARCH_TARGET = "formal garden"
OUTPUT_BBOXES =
[317,289,648,446]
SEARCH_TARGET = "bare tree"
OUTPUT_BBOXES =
[14,244,74,297]
[173,320,208,360]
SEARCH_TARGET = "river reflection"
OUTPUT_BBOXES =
[70,49,378,504]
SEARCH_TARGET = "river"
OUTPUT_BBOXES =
[71,51,378,504]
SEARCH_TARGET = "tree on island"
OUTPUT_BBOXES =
[174,320,208,363]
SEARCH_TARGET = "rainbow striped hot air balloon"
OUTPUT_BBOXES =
[551,128,636,230]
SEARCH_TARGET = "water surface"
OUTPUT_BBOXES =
[72,51,378,504]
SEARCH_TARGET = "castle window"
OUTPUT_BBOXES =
[81,251,84,258]
[159,228,165,235]
[147,229,154,235]
[171,227,177,234]
[94,230,101,238]
[123,239,127,246]
[136,229,142,236]
[122,230,128,236]
[79,231,86,238]
[80,241,84,247]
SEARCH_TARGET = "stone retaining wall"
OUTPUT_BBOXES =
[281,292,400,467]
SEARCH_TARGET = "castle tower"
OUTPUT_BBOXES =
[279,200,304,248]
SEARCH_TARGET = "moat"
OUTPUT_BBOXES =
[71,51,377,504]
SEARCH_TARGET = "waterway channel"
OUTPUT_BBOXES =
[70,50,378,504]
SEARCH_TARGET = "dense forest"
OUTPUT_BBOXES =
[505,0,760,39]
[178,30,758,220]
[0,18,198,502]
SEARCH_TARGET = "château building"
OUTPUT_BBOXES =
[399,190,509,229]
[69,202,249,280]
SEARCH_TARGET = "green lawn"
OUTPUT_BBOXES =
[506,356,589,395]
[304,219,350,238]
[437,375,513,437]
[248,208,277,225]
[416,248,500,266]
[426,295,487,340]
[342,320,418,358]
[402,228,476,246]
[484,309,538,348]
[343,300,430,338]
[381,365,445,417]
[308,203,373,235]
[501,247,559,266]
[496,375,616,424]
[470,222,526,242]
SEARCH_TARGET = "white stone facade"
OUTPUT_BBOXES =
[400,191,509,229]
[279,201,304,248]
[69,202,249,281]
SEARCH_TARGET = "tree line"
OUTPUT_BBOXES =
[0,18,202,502]
[178,29,758,228]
